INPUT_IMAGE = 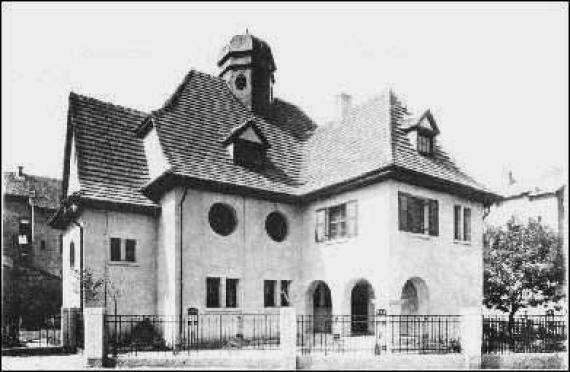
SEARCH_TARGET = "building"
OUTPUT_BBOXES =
[50,33,499,328]
[486,169,566,236]
[2,166,62,331]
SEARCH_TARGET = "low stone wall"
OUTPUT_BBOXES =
[296,353,467,370]
[481,353,568,370]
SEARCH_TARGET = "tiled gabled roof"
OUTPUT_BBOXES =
[63,69,497,209]
[66,93,157,208]
[3,171,62,210]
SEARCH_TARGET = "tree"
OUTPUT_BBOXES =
[73,268,121,311]
[483,218,565,325]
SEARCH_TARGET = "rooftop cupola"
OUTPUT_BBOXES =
[217,33,276,115]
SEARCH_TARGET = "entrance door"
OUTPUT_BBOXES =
[351,282,369,334]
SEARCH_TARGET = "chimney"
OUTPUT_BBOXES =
[336,93,352,121]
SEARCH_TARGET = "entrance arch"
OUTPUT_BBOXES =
[350,280,375,334]
[305,280,332,333]
[400,277,429,315]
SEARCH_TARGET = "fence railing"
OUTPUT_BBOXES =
[105,313,280,357]
[482,315,567,354]
[296,314,461,355]
[2,314,62,349]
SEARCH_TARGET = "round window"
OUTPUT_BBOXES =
[265,212,288,242]
[208,203,237,236]
[235,74,247,90]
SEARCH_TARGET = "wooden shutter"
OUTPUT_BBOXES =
[346,200,358,237]
[315,209,326,242]
[454,206,462,240]
[398,193,408,231]
[463,208,471,241]
[428,200,439,236]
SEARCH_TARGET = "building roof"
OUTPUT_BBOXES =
[60,69,498,213]
[3,171,62,210]
[64,93,157,208]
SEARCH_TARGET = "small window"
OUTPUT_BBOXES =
[398,192,438,236]
[59,235,63,255]
[264,280,277,307]
[265,212,288,242]
[206,277,221,308]
[110,238,121,261]
[417,133,433,155]
[454,205,472,242]
[235,74,247,90]
[463,208,471,241]
[454,206,462,240]
[18,219,31,245]
[208,203,237,236]
[125,239,136,262]
[315,201,358,242]
[41,240,46,250]
[226,278,239,308]
[69,242,75,269]
[281,280,291,307]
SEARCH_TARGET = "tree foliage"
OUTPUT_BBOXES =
[483,218,565,319]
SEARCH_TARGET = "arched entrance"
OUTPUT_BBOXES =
[350,280,375,334]
[400,277,429,315]
[306,281,332,333]
[400,277,429,336]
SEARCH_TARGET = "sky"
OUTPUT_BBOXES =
[2,2,568,192]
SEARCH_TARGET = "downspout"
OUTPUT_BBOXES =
[71,219,84,310]
[178,188,189,340]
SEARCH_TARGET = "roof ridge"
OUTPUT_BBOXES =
[69,91,147,117]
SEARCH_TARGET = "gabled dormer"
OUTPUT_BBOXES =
[402,110,440,156]
[137,116,170,180]
[223,118,270,170]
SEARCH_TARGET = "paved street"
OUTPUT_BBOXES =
[2,354,86,370]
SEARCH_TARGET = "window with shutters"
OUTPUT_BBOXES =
[398,192,438,236]
[125,239,136,262]
[315,201,358,242]
[454,205,472,242]
[206,277,221,308]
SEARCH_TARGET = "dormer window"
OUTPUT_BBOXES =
[402,109,440,157]
[223,118,270,170]
[417,133,433,155]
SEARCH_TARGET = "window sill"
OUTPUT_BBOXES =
[453,240,472,246]
[318,237,354,245]
[107,261,139,267]
[204,307,242,313]
[404,232,434,240]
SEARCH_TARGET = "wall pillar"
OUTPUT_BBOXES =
[460,307,482,369]
[280,307,297,369]
[83,307,106,367]
[61,307,79,351]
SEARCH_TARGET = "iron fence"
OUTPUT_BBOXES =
[482,315,567,353]
[2,314,62,349]
[105,312,280,357]
[296,314,461,355]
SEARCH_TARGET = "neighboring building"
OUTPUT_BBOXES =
[50,33,499,330]
[2,166,62,330]
[486,169,566,235]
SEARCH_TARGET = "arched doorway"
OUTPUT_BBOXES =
[400,277,429,336]
[350,280,375,334]
[400,277,429,315]
[307,281,332,333]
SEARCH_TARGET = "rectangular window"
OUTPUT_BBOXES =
[110,238,121,261]
[264,280,276,307]
[125,239,136,262]
[41,240,46,250]
[206,277,221,308]
[315,201,358,242]
[226,278,239,308]
[463,208,471,241]
[398,192,438,236]
[59,235,63,255]
[281,280,291,306]
[18,219,31,245]
[454,206,462,240]
[418,134,433,155]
